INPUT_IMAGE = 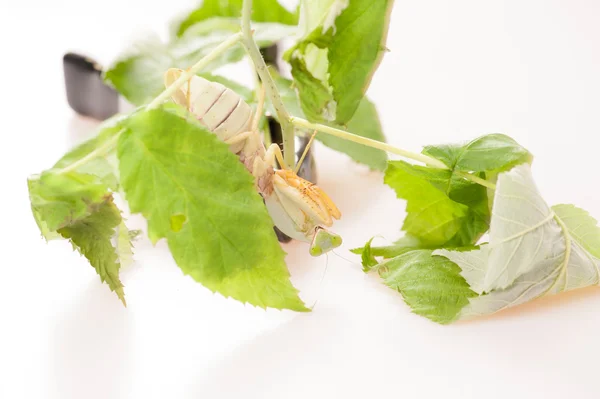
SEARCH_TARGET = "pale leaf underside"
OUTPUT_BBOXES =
[436,164,600,320]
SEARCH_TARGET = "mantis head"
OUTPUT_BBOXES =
[309,227,343,257]
[264,169,342,256]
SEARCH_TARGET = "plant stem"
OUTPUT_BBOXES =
[56,131,123,175]
[290,116,498,190]
[290,116,448,169]
[147,32,243,109]
[241,0,295,167]
[455,171,497,190]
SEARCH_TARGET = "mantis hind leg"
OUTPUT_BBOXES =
[252,84,266,132]
[225,130,254,146]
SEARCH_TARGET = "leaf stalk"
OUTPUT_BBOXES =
[290,116,497,190]
[290,116,447,168]
[55,130,123,175]
[455,171,497,190]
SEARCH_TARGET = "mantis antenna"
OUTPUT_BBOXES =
[309,253,330,310]
[295,130,318,174]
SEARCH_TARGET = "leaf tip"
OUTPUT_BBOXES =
[118,293,127,307]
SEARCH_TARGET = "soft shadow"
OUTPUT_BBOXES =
[457,285,600,325]
[50,282,134,399]
[316,158,384,225]
[189,308,349,397]
[363,268,600,327]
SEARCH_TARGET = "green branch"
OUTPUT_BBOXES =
[241,0,296,167]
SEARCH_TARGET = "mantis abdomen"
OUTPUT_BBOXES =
[165,69,254,154]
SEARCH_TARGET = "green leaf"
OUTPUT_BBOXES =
[420,134,530,221]
[117,106,307,311]
[58,199,126,305]
[383,134,532,247]
[28,172,111,233]
[27,117,134,303]
[373,250,476,324]
[28,167,129,303]
[175,0,298,37]
[115,220,136,269]
[104,35,173,106]
[359,137,560,324]
[356,237,378,272]
[287,0,394,124]
[441,176,490,247]
[422,134,533,182]
[272,75,387,170]
[105,18,295,105]
[51,115,125,190]
[552,204,600,258]
[440,164,563,292]
[287,55,334,122]
[27,116,124,232]
[351,235,434,264]
[384,160,488,246]
[435,165,600,321]
[299,0,337,34]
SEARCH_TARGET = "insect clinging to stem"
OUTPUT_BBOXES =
[164,68,342,256]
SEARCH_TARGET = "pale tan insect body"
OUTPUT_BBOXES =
[164,68,342,256]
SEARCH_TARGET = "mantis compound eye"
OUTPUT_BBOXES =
[309,228,343,257]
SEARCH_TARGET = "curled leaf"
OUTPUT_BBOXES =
[436,165,600,320]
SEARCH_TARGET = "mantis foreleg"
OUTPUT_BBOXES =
[265,143,289,170]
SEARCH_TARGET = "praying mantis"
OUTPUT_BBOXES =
[164,68,342,256]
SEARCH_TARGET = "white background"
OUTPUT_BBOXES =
[1,0,600,398]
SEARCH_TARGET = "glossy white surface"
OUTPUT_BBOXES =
[2,1,600,398]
